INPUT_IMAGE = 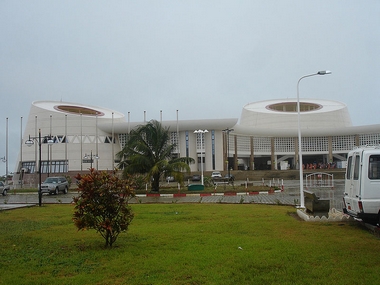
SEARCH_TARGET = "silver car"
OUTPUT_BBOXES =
[211,171,222,178]
[0,181,10,196]
[41,177,69,195]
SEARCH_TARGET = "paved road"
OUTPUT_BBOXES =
[0,179,345,211]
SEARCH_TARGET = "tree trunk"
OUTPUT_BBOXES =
[151,173,161,192]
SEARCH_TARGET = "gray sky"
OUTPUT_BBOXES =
[1,0,380,173]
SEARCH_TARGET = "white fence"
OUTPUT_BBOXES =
[305,172,334,189]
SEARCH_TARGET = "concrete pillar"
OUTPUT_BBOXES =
[295,137,299,169]
[250,136,254,170]
[355,134,360,146]
[234,135,238,170]
[271,137,276,170]
[328,136,333,163]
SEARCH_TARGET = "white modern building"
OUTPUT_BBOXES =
[13,99,380,186]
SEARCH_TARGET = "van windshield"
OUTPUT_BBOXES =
[368,155,380,179]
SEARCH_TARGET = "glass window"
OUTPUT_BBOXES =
[368,155,380,179]
[346,156,352,179]
[360,134,380,146]
[211,130,215,170]
[41,160,68,174]
[21,161,36,174]
[353,155,360,180]
[185,131,189,157]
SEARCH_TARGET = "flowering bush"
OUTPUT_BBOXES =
[73,169,135,247]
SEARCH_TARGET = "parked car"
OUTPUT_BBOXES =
[191,174,201,181]
[41,176,69,195]
[0,181,10,196]
[211,171,222,178]
[165,176,175,182]
[224,174,235,181]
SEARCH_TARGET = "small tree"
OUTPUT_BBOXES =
[73,169,135,247]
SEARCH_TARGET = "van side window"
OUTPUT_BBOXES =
[346,156,352,179]
[353,155,360,180]
[368,155,380,179]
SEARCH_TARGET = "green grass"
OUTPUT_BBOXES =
[0,204,379,285]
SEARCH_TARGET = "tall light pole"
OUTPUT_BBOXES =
[25,129,54,206]
[194,129,208,185]
[223,128,234,177]
[5,118,8,185]
[297,70,331,208]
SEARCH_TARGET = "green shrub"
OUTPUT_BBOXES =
[73,169,135,247]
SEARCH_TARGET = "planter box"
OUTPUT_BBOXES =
[187,184,205,191]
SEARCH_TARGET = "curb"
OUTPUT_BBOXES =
[137,189,283,198]
[296,208,352,222]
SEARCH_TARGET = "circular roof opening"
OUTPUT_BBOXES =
[266,102,322,113]
[54,105,104,116]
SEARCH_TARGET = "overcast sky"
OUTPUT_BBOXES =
[1,0,380,173]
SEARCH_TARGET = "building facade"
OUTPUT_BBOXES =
[13,99,380,186]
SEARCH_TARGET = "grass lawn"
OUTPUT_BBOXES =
[0,204,379,285]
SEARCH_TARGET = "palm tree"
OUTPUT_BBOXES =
[117,120,194,192]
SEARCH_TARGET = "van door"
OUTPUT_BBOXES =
[344,152,362,214]
[344,154,353,211]
[361,153,380,215]
[351,152,362,213]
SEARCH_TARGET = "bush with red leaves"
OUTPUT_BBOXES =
[73,169,135,247]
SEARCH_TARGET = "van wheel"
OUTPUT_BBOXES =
[55,187,59,195]
[2,189,6,196]
[64,186,68,194]
[377,211,380,228]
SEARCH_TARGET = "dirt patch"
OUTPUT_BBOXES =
[288,211,303,221]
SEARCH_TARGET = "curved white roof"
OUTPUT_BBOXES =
[32,101,124,119]
[237,99,352,134]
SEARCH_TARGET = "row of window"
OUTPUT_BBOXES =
[232,134,380,153]
[37,133,380,154]
[39,135,116,145]
[22,161,68,174]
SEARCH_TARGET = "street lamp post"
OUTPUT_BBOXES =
[5,118,8,186]
[194,129,208,185]
[25,129,54,207]
[84,150,99,169]
[223,128,234,177]
[297,70,331,208]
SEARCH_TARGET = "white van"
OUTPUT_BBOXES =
[343,146,380,224]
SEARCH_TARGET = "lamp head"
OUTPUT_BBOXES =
[317,70,332,75]
[25,135,34,147]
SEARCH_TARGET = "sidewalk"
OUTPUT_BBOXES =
[0,179,345,210]
[0,189,344,211]
[0,203,35,210]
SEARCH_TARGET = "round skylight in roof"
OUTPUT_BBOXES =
[266,102,322,112]
[54,105,104,116]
